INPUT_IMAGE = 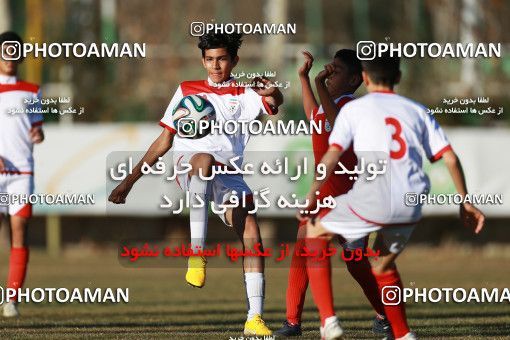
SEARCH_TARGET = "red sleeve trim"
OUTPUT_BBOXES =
[430,144,453,163]
[372,90,395,94]
[180,80,245,96]
[31,121,43,127]
[336,96,353,109]
[159,121,177,134]
[262,96,277,115]
[0,170,34,175]
[330,143,344,152]
[0,81,39,94]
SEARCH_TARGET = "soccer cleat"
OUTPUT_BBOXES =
[320,316,344,340]
[185,256,207,288]
[373,316,393,339]
[2,301,20,318]
[393,332,417,340]
[274,320,302,336]
[244,314,272,336]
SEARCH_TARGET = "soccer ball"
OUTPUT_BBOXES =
[173,95,215,139]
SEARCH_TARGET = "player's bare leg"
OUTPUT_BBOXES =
[226,206,271,336]
[3,214,30,317]
[185,153,213,288]
[10,215,29,247]
[369,233,416,340]
[305,218,344,340]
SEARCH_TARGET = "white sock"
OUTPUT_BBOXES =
[324,315,338,327]
[245,272,264,320]
[189,176,210,255]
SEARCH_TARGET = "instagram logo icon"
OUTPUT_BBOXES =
[356,41,377,60]
[382,286,402,305]
[1,41,22,61]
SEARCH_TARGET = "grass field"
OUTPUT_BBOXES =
[0,245,509,339]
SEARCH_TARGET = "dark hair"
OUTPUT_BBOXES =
[334,49,362,76]
[0,31,24,62]
[361,53,401,87]
[198,33,243,60]
[0,31,23,45]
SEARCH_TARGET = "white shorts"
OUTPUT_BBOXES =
[321,195,415,254]
[0,174,34,218]
[174,152,252,226]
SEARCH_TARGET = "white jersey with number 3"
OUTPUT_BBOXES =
[329,91,451,225]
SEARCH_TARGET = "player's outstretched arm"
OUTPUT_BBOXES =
[108,129,174,204]
[442,149,485,234]
[297,145,343,221]
[315,63,338,126]
[298,51,319,120]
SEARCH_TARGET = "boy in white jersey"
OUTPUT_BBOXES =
[109,33,283,336]
[300,53,485,339]
[0,31,44,318]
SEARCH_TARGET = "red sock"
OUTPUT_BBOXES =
[346,258,386,316]
[373,269,410,338]
[7,247,29,301]
[305,238,335,326]
[286,238,308,324]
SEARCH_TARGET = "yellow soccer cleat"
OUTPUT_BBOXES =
[244,314,272,336]
[185,256,207,288]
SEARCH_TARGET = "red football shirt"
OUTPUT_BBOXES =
[311,94,357,200]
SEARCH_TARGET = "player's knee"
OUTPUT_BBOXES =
[10,218,28,247]
[242,215,259,239]
[11,216,28,229]
[10,225,27,238]
[189,153,214,176]
[371,258,397,275]
[305,221,331,239]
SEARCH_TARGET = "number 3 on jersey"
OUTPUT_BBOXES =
[385,117,407,159]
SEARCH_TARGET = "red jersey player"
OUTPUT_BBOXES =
[0,31,44,318]
[301,53,485,339]
[276,49,391,339]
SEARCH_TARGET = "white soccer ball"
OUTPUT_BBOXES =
[173,95,215,139]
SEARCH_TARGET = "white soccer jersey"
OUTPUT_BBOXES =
[329,90,451,224]
[0,75,43,174]
[159,78,275,166]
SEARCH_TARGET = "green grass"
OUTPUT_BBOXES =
[0,245,509,339]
